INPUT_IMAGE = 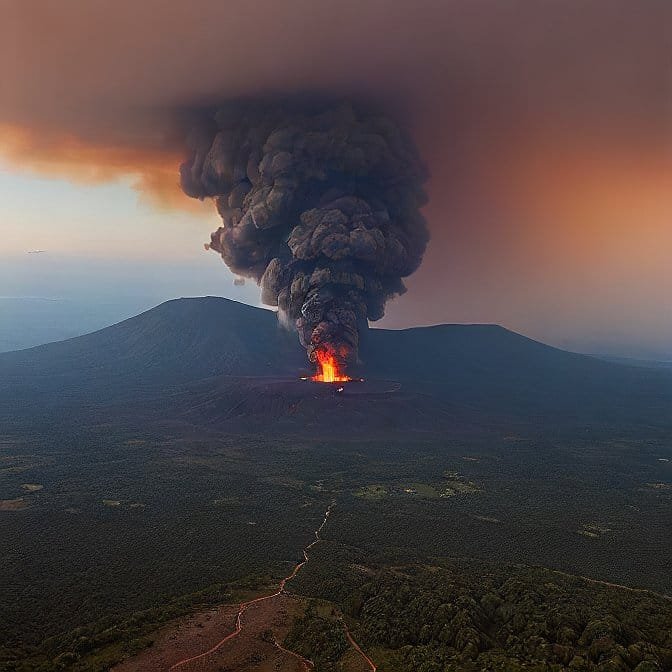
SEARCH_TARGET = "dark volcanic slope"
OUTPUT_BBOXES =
[1,296,670,428]
[364,324,672,423]
[0,297,304,397]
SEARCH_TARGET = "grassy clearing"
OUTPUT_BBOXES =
[356,476,483,500]
[646,482,672,491]
[440,470,482,496]
[355,484,388,500]
[578,523,613,538]
[402,483,439,498]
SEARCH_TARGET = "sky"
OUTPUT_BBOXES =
[0,0,670,358]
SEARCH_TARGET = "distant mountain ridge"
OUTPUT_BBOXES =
[1,296,670,429]
[0,297,303,390]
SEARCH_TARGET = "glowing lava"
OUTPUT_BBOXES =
[311,350,352,383]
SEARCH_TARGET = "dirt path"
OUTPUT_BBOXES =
[163,594,308,672]
[546,567,672,601]
[111,604,241,672]
[167,505,335,672]
[167,502,377,672]
[115,503,376,672]
[343,623,377,671]
[167,589,313,670]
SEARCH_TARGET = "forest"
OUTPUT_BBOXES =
[1,388,671,670]
[288,550,672,671]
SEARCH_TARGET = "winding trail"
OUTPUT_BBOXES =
[343,624,377,671]
[547,567,672,601]
[168,503,376,672]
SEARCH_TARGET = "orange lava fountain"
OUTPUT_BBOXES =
[311,350,352,383]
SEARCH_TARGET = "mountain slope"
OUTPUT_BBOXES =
[1,296,670,428]
[362,323,672,422]
[0,297,304,394]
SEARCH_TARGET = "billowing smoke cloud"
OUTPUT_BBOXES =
[2,1,670,359]
[180,100,429,368]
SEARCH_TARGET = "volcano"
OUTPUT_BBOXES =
[0,296,670,434]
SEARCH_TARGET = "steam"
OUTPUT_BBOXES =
[181,99,428,367]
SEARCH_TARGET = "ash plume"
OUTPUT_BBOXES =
[181,99,428,368]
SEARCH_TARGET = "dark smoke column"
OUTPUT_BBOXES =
[181,100,429,370]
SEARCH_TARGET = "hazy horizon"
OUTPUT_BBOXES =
[2,252,670,360]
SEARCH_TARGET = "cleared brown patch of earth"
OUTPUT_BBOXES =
[112,603,240,672]
[0,497,28,511]
[111,506,374,671]
[115,594,310,672]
